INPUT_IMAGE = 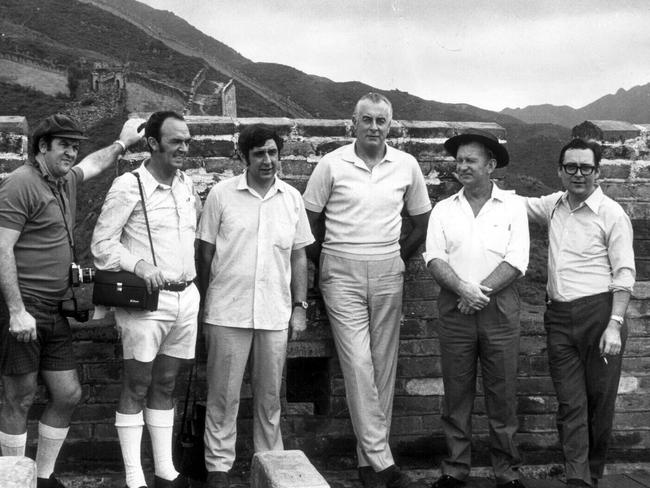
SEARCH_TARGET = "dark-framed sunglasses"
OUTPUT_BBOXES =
[561,164,597,176]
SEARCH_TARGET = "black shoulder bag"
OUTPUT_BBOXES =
[92,172,159,311]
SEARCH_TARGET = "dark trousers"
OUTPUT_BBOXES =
[544,292,626,484]
[438,285,522,483]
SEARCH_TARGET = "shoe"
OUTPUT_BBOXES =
[37,474,66,488]
[153,474,189,488]
[431,474,465,488]
[206,471,230,488]
[377,465,427,488]
[497,480,526,488]
[358,466,381,488]
[566,480,590,487]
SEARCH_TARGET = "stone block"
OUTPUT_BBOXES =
[0,134,26,154]
[279,158,314,177]
[399,338,440,356]
[282,140,317,158]
[634,161,650,178]
[404,378,445,396]
[188,138,235,158]
[185,116,237,135]
[0,116,29,135]
[0,158,26,173]
[634,239,650,259]
[250,450,329,488]
[599,160,632,179]
[635,259,650,281]
[400,120,455,139]
[400,140,447,162]
[294,119,349,138]
[0,456,36,488]
[238,118,294,137]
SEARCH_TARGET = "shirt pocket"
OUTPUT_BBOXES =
[483,222,510,257]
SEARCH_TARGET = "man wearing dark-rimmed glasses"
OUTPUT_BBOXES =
[524,138,635,487]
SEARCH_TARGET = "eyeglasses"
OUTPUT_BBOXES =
[561,164,597,176]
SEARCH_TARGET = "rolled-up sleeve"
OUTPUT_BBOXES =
[608,211,636,292]
[91,174,140,272]
[503,197,530,276]
[422,202,448,266]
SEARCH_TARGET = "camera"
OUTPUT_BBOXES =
[59,297,90,323]
[70,263,95,287]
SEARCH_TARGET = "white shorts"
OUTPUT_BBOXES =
[114,284,199,362]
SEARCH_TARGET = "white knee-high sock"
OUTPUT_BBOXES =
[115,411,146,488]
[35,422,68,479]
[144,407,178,481]
[0,430,26,456]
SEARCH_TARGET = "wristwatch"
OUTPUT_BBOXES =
[609,314,624,325]
[293,300,308,310]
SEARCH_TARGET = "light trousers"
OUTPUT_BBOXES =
[203,324,287,472]
[319,252,404,471]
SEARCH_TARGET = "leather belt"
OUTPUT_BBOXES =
[163,281,194,292]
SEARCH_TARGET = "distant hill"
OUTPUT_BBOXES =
[0,0,574,189]
[502,83,650,128]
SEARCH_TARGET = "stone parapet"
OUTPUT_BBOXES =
[0,115,648,471]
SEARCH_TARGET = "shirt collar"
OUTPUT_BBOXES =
[30,157,64,187]
[236,171,286,197]
[341,141,397,170]
[135,160,185,198]
[560,186,604,215]
[453,181,511,203]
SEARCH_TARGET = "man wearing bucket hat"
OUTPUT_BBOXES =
[423,129,529,488]
[0,113,143,488]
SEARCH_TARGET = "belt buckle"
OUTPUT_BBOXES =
[166,281,186,292]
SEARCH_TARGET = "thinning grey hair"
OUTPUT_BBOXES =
[352,92,393,120]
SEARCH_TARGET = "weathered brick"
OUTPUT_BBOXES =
[280,158,314,177]
[400,140,447,162]
[397,357,441,378]
[186,116,237,135]
[599,160,632,179]
[294,119,350,138]
[633,160,650,178]
[282,140,317,158]
[0,133,26,154]
[0,116,28,134]
[188,138,235,158]
[399,339,439,356]
[392,396,440,415]
[0,157,25,173]
[403,378,444,396]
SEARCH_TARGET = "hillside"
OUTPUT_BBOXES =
[0,0,571,189]
[502,83,650,128]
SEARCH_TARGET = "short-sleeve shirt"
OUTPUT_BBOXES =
[423,183,529,283]
[302,142,432,258]
[198,173,314,330]
[0,161,83,300]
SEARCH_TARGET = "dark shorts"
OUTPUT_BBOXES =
[0,296,76,376]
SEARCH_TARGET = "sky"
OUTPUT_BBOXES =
[138,0,650,112]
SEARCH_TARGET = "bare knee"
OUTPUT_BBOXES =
[2,375,38,417]
[150,369,177,399]
[49,381,82,411]
[123,371,153,403]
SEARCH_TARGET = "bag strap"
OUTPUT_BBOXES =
[179,359,196,438]
[132,172,157,267]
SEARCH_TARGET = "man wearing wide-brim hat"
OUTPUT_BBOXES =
[423,129,529,488]
[0,113,143,488]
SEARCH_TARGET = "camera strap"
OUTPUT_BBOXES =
[132,171,157,267]
[48,183,80,304]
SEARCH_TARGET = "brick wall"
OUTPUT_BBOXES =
[0,115,648,472]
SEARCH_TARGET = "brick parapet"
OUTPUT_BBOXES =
[0,116,648,470]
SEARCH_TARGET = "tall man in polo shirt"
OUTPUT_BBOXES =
[92,111,200,488]
[303,93,431,488]
[524,139,635,488]
[197,124,313,488]
[424,130,529,488]
[0,113,143,488]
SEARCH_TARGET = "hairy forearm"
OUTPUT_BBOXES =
[427,259,464,295]
[291,249,308,301]
[481,262,521,295]
[0,249,25,313]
